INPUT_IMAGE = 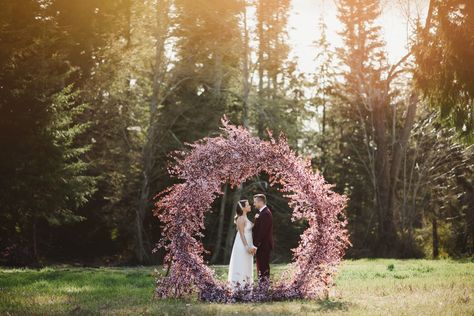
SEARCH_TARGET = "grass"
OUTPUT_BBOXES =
[0,259,473,315]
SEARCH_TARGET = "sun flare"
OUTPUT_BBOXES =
[288,0,430,73]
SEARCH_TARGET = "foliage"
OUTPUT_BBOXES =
[406,110,474,257]
[0,1,96,264]
[1,0,473,266]
[414,0,474,142]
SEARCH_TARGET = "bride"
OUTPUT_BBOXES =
[227,199,254,290]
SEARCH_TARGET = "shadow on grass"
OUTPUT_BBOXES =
[0,268,158,315]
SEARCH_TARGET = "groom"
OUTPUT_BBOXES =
[250,193,274,283]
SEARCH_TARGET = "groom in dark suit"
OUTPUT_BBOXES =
[250,193,274,282]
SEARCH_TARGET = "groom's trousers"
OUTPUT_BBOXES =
[256,246,271,280]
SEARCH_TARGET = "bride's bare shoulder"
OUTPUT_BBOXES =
[236,215,246,225]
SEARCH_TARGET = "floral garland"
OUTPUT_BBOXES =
[152,117,351,302]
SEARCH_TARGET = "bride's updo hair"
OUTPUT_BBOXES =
[233,199,249,224]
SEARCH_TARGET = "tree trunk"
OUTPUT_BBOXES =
[32,216,38,263]
[213,49,223,96]
[386,91,419,254]
[432,217,439,259]
[134,0,169,264]
[373,98,398,256]
[256,1,265,138]
[221,4,251,263]
[389,92,418,218]
[242,4,250,128]
[125,0,132,48]
[211,184,228,263]
[135,183,150,263]
[224,185,242,262]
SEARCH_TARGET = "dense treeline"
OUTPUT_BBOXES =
[0,0,473,266]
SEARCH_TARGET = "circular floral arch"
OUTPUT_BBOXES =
[152,118,351,302]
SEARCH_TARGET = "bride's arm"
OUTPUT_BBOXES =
[236,217,251,250]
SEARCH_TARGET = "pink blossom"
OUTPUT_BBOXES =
[152,117,351,302]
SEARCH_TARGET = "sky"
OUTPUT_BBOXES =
[287,0,430,74]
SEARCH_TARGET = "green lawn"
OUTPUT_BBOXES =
[1,259,473,315]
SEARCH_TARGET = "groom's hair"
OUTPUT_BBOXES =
[253,193,266,204]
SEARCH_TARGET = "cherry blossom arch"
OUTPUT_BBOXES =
[152,118,351,302]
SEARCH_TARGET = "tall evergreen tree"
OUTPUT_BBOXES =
[135,0,173,264]
[0,1,96,264]
[152,0,245,264]
[254,0,304,144]
[75,0,160,264]
[306,16,338,173]
[334,0,424,256]
[335,0,395,256]
[414,0,474,142]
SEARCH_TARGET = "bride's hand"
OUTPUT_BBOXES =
[246,246,254,255]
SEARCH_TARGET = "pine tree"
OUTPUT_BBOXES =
[150,0,245,264]
[414,0,474,142]
[73,0,161,264]
[255,0,304,142]
[335,0,400,256]
[336,0,388,98]
[42,85,97,226]
[0,1,96,263]
[307,16,338,172]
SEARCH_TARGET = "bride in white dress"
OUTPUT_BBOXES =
[228,199,254,290]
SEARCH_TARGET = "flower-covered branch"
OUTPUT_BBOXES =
[152,117,351,302]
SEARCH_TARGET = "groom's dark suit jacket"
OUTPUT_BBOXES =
[252,206,274,250]
[252,206,273,279]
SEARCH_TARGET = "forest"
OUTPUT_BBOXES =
[1,0,473,267]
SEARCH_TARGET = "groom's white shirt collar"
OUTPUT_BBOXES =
[259,205,267,213]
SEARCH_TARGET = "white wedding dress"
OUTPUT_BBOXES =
[228,217,254,290]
